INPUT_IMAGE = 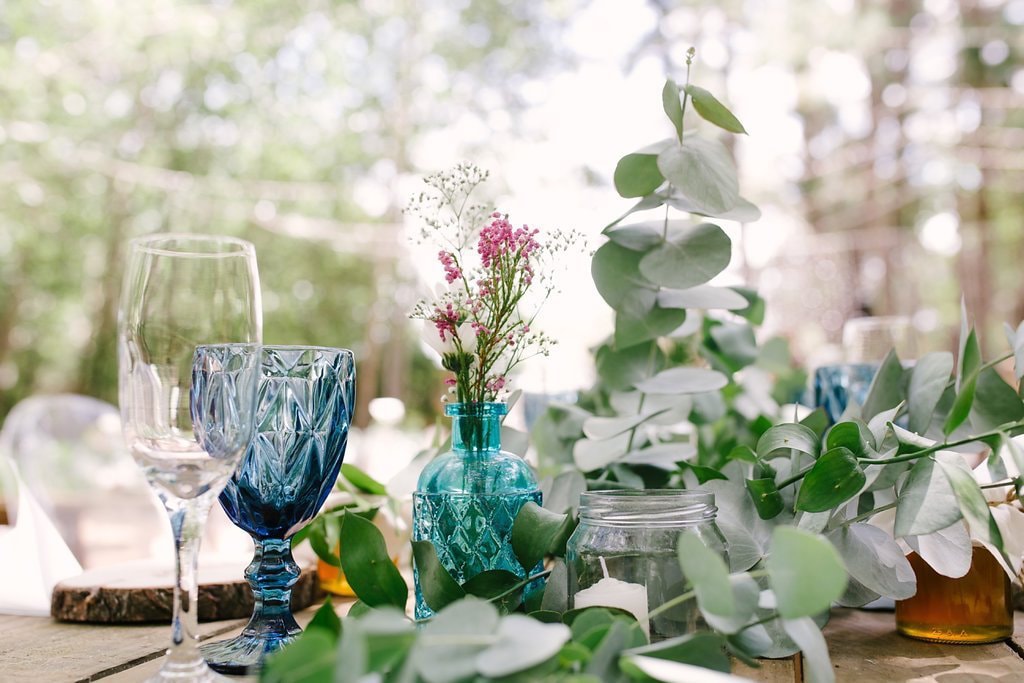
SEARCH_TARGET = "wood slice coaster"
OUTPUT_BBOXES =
[51,558,321,623]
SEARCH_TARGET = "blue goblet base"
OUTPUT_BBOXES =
[200,537,302,675]
[199,628,300,675]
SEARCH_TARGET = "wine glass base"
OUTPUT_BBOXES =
[145,657,232,682]
[200,631,298,675]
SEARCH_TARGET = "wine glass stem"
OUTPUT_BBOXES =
[243,538,301,639]
[164,496,210,670]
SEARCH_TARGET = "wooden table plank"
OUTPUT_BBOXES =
[824,609,1024,682]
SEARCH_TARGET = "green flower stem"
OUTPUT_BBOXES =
[777,425,1022,490]
[837,501,897,529]
[490,569,552,604]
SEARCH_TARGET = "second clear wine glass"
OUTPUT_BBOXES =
[118,233,262,683]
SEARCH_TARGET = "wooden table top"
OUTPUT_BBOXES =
[2,605,1024,682]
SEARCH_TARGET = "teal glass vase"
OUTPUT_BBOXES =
[412,402,541,619]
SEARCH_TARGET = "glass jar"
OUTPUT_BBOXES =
[566,490,727,642]
[896,548,1013,644]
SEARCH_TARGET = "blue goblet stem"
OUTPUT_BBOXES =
[241,537,301,643]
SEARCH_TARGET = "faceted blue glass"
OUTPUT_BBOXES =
[813,362,879,424]
[199,346,355,675]
[413,402,542,620]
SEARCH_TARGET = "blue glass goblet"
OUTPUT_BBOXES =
[199,346,355,674]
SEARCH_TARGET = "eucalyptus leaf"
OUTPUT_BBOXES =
[657,285,748,310]
[666,192,762,223]
[662,79,684,140]
[657,137,740,216]
[907,352,954,434]
[638,222,732,290]
[635,367,728,395]
[339,512,408,609]
[970,367,1024,432]
[605,193,667,230]
[573,432,633,472]
[415,599,500,683]
[616,306,688,349]
[906,521,972,579]
[583,411,667,440]
[756,423,820,459]
[826,523,915,600]
[781,617,834,683]
[861,349,904,421]
[677,531,733,618]
[684,85,747,134]
[591,241,657,315]
[622,656,751,682]
[935,453,1004,549]
[584,619,643,677]
[624,632,731,672]
[795,447,866,512]
[1005,320,1024,381]
[700,574,760,635]
[604,221,666,251]
[766,527,847,618]
[894,457,962,538]
[541,470,588,515]
[541,559,569,613]
[412,540,466,612]
[596,341,666,392]
[475,615,571,678]
[614,153,665,198]
[622,442,697,469]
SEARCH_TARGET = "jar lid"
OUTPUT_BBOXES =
[578,489,716,528]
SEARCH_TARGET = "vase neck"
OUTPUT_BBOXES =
[446,402,506,454]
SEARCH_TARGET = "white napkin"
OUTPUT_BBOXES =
[0,459,82,616]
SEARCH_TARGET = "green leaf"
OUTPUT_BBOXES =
[826,523,916,600]
[541,559,569,613]
[624,632,730,672]
[662,79,684,140]
[766,527,847,619]
[1005,320,1024,381]
[591,242,657,315]
[541,471,588,515]
[341,609,416,677]
[907,352,954,434]
[614,154,665,199]
[604,222,665,251]
[756,423,820,459]
[684,84,747,134]
[621,656,749,682]
[666,192,762,223]
[512,501,576,569]
[970,367,1024,431]
[307,518,340,567]
[825,421,869,457]
[894,457,963,537]
[339,513,408,609]
[707,321,758,371]
[799,408,830,440]
[795,447,866,512]
[615,305,688,349]
[262,629,337,683]
[340,463,387,495]
[657,285,748,310]
[957,316,982,392]
[595,341,666,392]
[657,137,739,215]
[745,477,784,519]
[638,222,732,290]
[934,454,1004,549]
[306,599,341,637]
[943,373,978,436]
[475,614,571,678]
[634,367,728,395]
[677,531,733,617]
[605,194,667,230]
[462,570,524,612]
[584,620,643,677]
[683,463,728,484]
[861,349,904,421]
[780,618,834,683]
[411,540,466,612]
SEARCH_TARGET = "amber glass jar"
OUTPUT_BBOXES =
[896,548,1012,644]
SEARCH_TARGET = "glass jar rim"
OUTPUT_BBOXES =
[578,489,716,528]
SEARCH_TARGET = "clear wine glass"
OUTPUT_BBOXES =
[118,234,262,683]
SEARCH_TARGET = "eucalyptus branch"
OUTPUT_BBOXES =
[837,501,897,529]
[488,569,552,604]
[678,46,696,141]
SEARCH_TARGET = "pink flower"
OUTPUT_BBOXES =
[438,250,462,284]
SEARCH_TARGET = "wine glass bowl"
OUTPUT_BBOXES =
[118,233,262,683]
[199,346,355,674]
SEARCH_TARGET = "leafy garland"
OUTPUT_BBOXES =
[272,55,1024,683]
